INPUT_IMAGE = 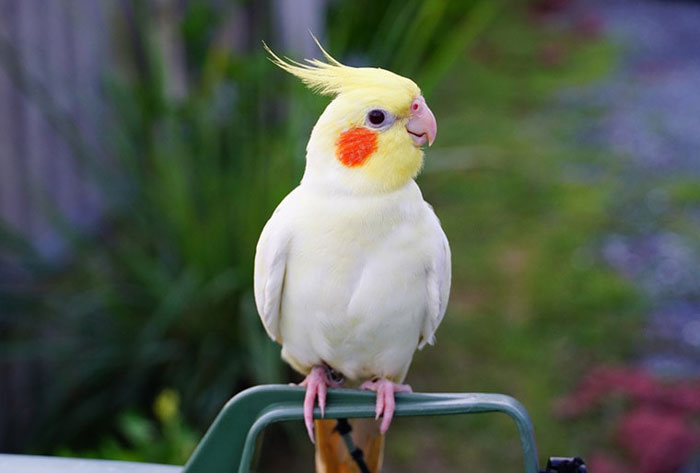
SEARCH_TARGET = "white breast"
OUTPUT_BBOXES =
[277,181,438,382]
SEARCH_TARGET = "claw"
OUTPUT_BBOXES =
[360,378,412,434]
[299,365,333,443]
[375,383,385,420]
[318,379,327,418]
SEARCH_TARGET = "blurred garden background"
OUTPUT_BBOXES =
[1,0,699,472]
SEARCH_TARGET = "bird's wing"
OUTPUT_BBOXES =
[254,200,293,343]
[419,209,452,349]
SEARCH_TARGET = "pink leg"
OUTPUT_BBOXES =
[360,378,412,434]
[299,365,339,443]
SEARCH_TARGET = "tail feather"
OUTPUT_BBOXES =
[315,418,384,473]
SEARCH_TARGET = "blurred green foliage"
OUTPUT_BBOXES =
[56,389,198,465]
[326,0,501,93]
[0,0,645,470]
[384,9,642,473]
[2,0,298,451]
[0,0,503,461]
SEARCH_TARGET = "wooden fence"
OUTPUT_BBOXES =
[0,0,325,259]
[0,0,106,261]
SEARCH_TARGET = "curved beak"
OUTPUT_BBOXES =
[406,96,437,147]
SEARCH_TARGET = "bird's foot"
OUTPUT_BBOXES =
[299,365,342,443]
[360,378,412,434]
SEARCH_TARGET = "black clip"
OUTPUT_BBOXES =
[541,457,587,473]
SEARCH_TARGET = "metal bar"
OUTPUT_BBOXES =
[183,385,540,473]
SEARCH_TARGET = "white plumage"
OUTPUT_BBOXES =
[254,178,450,383]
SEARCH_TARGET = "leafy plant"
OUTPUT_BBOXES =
[57,389,198,465]
[0,0,499,455]
[557,366,700,473]
[327,0,501,93]
[1,0,299,450]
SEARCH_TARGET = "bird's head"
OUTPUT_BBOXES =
[266,42,437,194]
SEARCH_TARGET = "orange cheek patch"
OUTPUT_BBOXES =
[336,127,378,167]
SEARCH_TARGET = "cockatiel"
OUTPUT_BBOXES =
[255,41,451,473]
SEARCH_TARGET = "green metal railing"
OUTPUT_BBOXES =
[183,385,541,473]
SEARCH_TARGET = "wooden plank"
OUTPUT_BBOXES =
[45,0,83,243]
[17,0,50,244]
[0,0,31,236]
[68,0,106,226]
[273,0,327,56]
[0,1,22,233]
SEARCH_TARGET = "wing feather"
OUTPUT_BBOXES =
[254,206,291,343]
[419,210,451,349]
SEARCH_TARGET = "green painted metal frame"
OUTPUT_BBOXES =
[183,385,540,473]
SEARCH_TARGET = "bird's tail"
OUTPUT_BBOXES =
[314,418,384,473]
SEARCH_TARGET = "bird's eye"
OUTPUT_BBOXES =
[365,109,394,130]
[368,110,385,125]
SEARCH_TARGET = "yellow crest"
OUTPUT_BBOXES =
[263,37,420,100]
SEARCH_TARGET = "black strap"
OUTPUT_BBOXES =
[334,418,371,473]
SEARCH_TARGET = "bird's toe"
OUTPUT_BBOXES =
[360,378,412,434]
[300,365,334,443]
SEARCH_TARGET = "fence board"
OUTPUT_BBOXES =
[0,0,108,258]
[0,0,110,451]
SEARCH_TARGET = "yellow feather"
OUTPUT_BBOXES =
[262,41,420,103]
